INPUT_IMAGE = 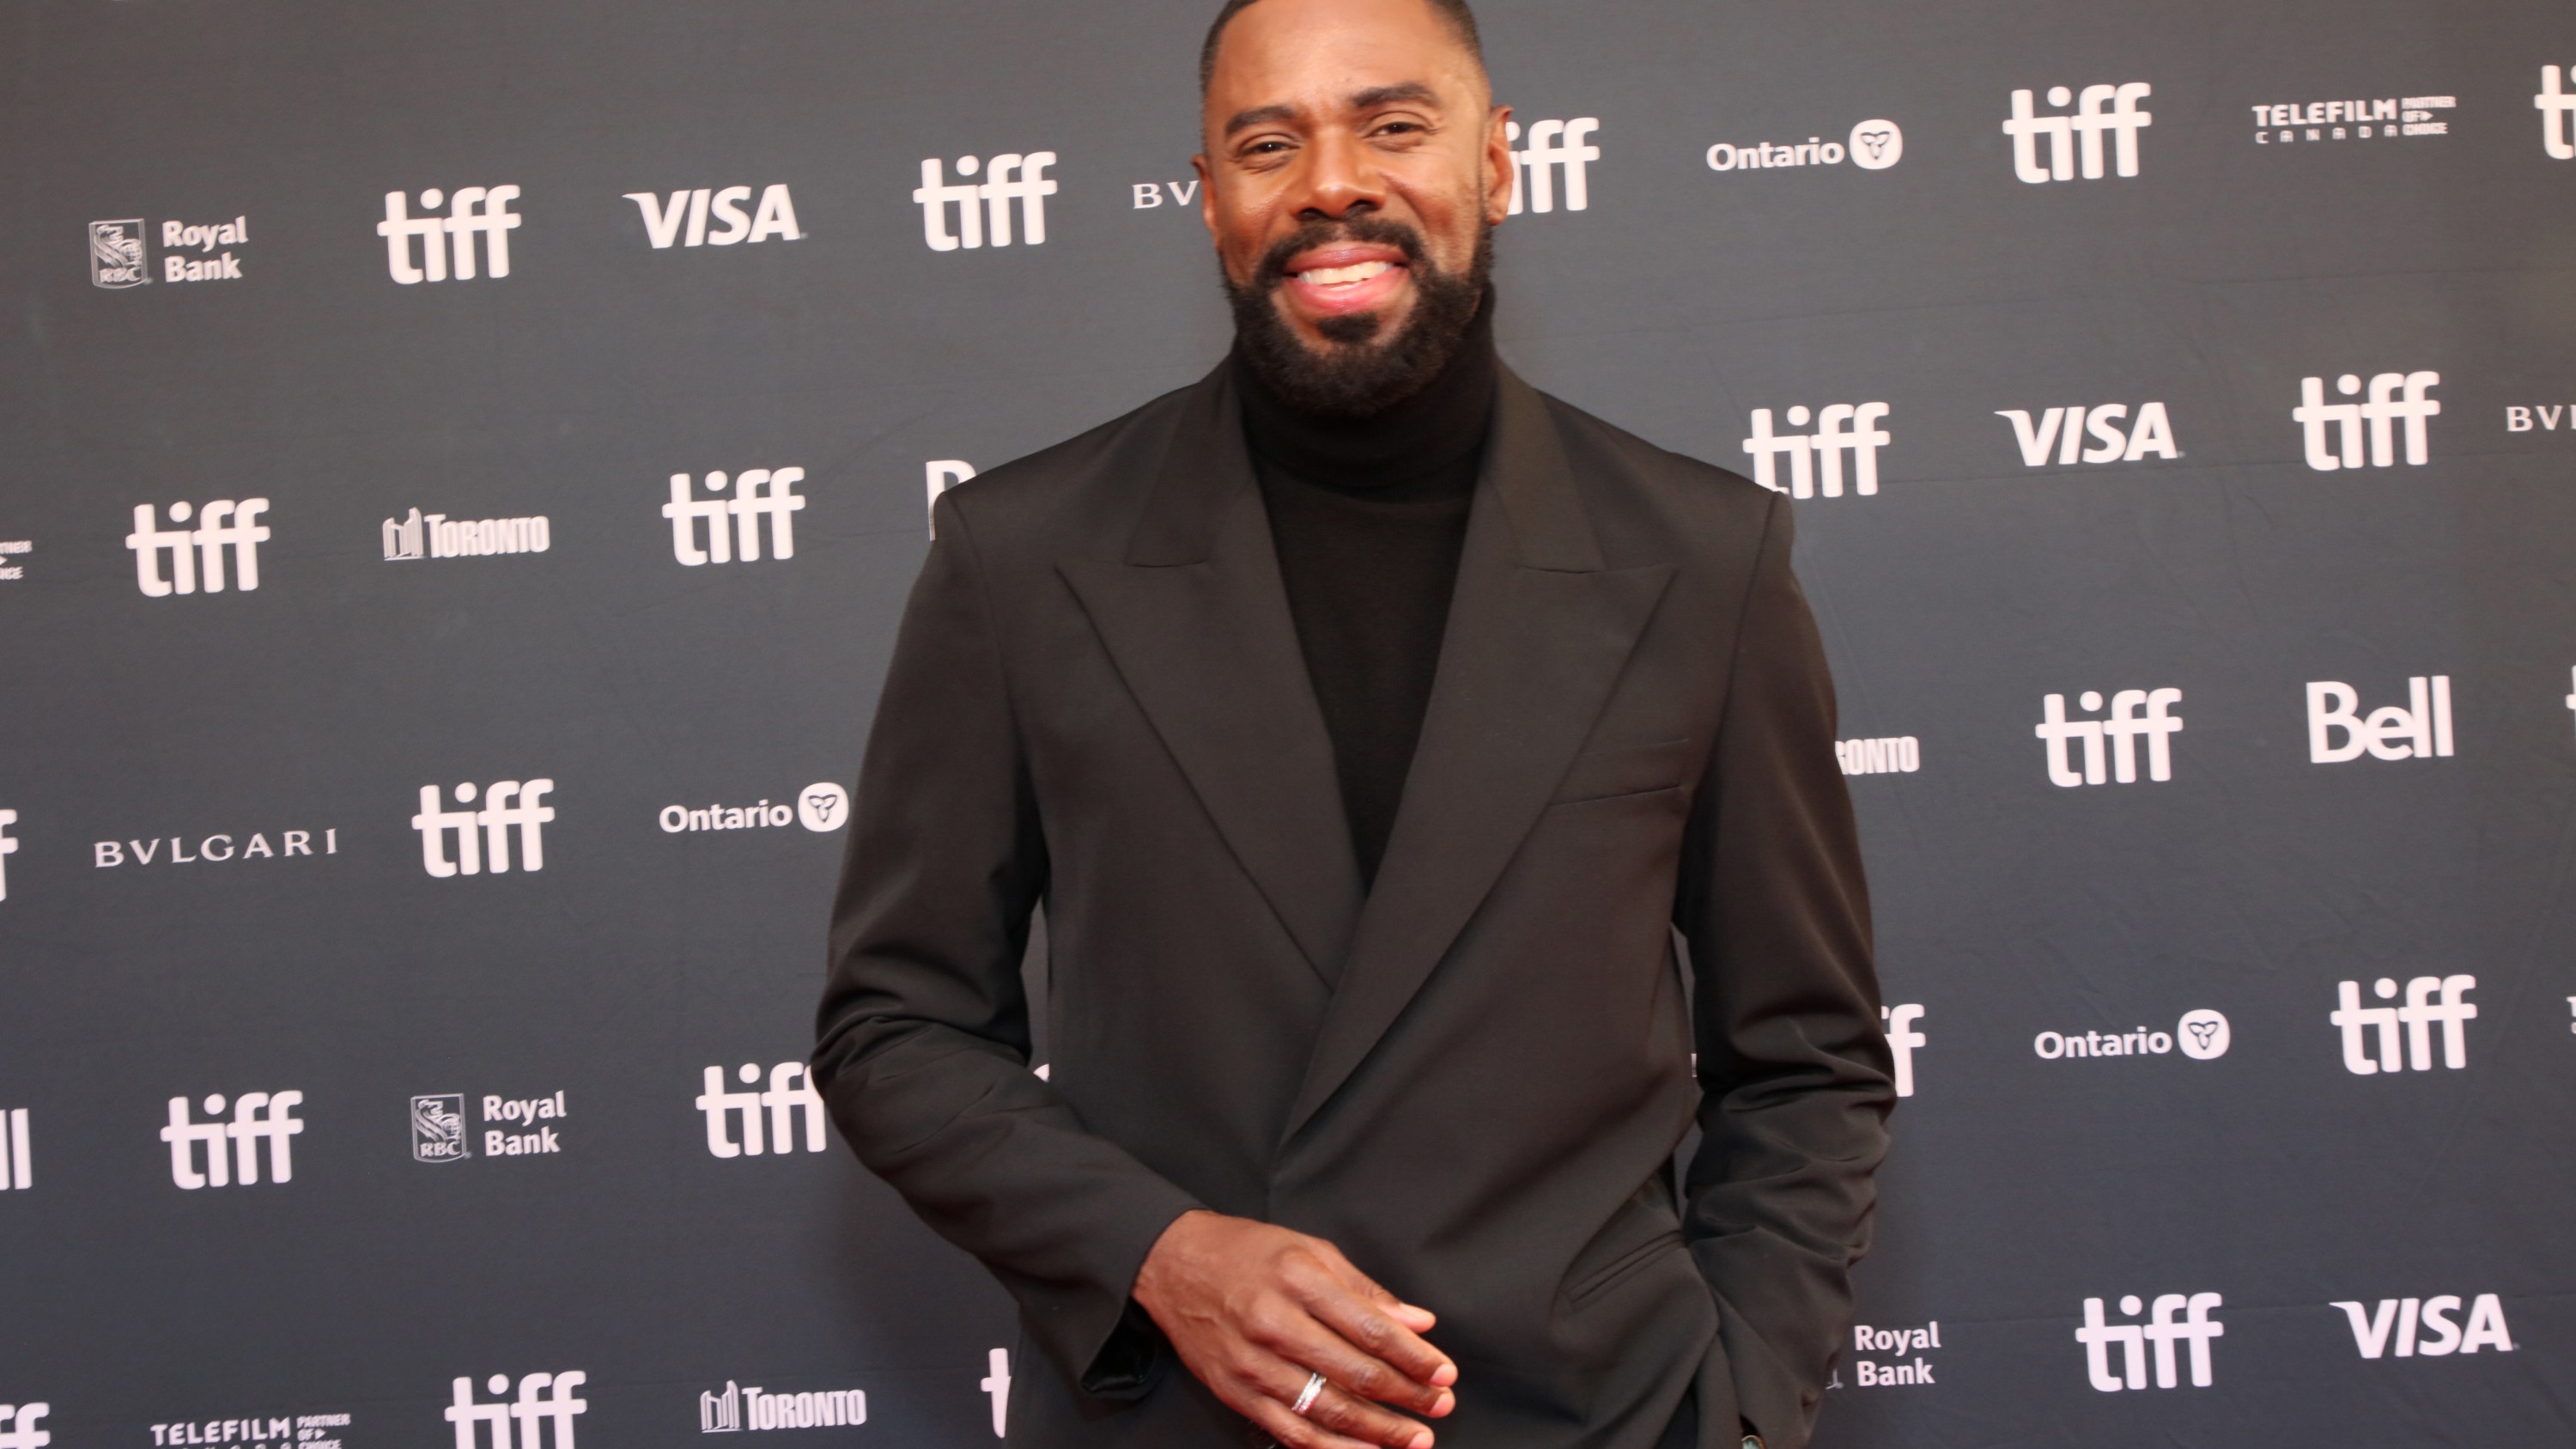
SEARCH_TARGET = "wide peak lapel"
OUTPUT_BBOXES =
[1057,368,1364,982]
[1284,369,1674,1136]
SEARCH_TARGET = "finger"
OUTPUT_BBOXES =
[1306,1248,1447,1354]
[1265,1315,1457,1419]
[1288,1275,1458,1399]
[1240,1368,1430,1449]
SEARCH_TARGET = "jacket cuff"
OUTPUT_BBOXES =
[1048,1192,1203,1400]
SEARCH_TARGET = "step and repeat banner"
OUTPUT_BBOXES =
[3,0,2573,1445]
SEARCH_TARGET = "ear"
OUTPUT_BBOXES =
[1482,105,1515,225]
[1192,152,1220,246]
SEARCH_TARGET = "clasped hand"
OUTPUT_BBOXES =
[1133,1210,1459,1449]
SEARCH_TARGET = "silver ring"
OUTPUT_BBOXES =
[1291,1372,1326,1416]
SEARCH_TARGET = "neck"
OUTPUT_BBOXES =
[1235,294,1498,496]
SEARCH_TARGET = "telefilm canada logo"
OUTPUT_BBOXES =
[1707,119,1902,174]
[1505,117,1599,212]
[149,1409,350,1449]
[2251,93,2451,144]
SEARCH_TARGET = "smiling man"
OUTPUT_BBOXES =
[811,3,1893,1448]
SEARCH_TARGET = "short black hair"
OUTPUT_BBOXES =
[1199,0,1485,96]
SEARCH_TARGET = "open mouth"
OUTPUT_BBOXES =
[1281,243,1412,316]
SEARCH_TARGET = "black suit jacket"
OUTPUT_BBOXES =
[814,361,1893,1449]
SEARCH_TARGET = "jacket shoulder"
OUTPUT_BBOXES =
[1536,388,1775,510]
[937,374,1210,546]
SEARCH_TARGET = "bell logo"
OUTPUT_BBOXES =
[2306,677,2453,763]
[624,185,802,248]
[2330,975,2475,1075]
[2293,372,2439,470]
[2004,84,2152,183]
[2076,1293,2223,1391]
[2331,1294,2514,1358]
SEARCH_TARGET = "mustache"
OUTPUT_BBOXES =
[1250,216,1429,291]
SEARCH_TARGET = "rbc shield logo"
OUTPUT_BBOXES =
[90,219,149,288]
[411,1093,470,1163]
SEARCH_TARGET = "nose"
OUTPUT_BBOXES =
[1294,128,1388,222]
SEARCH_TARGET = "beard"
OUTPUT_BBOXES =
[1224,213,1493,418]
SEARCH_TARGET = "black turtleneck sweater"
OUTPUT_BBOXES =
[1238,301,1498,889]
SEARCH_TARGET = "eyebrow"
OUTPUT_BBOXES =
[1222,81,1445,138]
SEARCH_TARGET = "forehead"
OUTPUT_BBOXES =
[1204,0,1483,118]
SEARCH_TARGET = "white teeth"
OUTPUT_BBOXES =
[1298,259,1394,285]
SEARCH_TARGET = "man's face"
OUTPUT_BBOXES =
[1195,0,1512,363]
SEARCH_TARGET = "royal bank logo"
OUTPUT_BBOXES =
[2252,94,2451,144]
[384,508,551,561]
[1850,1321,1941,1387]
[90,218,149,288]
[698,1381,867,1434]
[2077,1293,2224,1391]
[913,152,1057,251]
[2294,371,2439,470]
[1741,402,1891,498]
[2331,1294,2515,1358]
[2035,1008,2228,1062]
[2035,689,2184,786]
[1881,1004,1924,1098]
[162,1091,304,1190]
[0,1403,47,1449]
[624,185,803,248]
[696,1062,827,1158]
[127,499,270,597]
[411,780,555,879]
[2331,975,2475,1075]
[0,1108,28,1191]
[1707,119,1902,174]
[379,186,521,283]
[2307,676,2452,763]
[2005,84,2152,183]
[412,1094,470,1163]
[447,1373,586,1449]
[664,467,805,566]
[1506,118,1600,212]
[659,783,848,835]
[1996,403,2180,466]
[2537,65,2576,159]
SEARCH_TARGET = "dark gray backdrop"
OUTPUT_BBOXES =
[3,0,2572,1446]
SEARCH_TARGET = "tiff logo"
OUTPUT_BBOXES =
[0,1107,27,1190]
[1741,403,1891,498]
[2035,689,2184,787]
[412,780,556,878]
[1506,118,1600,213]
[697,1062,827,1157]
[127,500,270,597]
[0,807,15,902]
[624,185,803,248]
[2005,83,2153,182]
[2539,66,2576,160]
[162,1091,303,1189]
[380,186,522,283]
[1881,1004,1924,1098]
[1996,404,2180,466]
[2076,1293,2223,1391]
[447,1373,586,1449]
[2331,975,2475,1075]
[981,1349,1011,1439]
[2294,371,2439,470]
[665,468,805,565]
[914,153,1057,251]
[0,1403,48,1449]
[2307,676,2453,763]
[2332,1294,2514,1358]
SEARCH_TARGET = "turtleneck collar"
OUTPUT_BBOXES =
[1234,292,1498,499]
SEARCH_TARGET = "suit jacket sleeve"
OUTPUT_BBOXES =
[1674,493,1896,1449]
[813,491,1202,1397]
